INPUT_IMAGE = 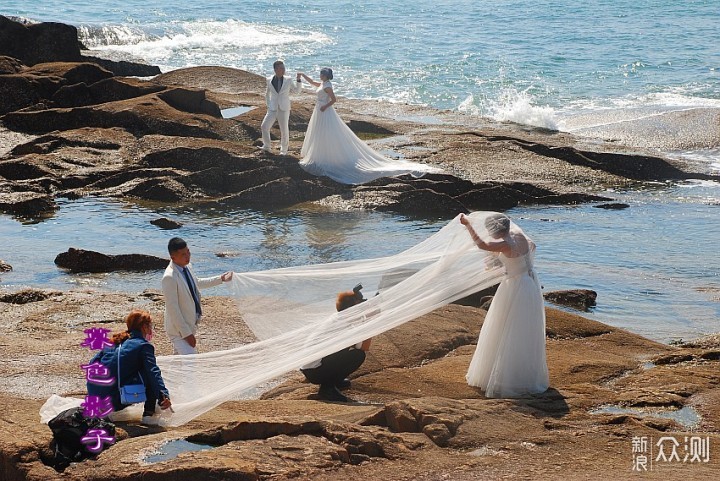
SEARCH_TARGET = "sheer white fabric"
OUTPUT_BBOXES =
[465,227,550,397]
[299,81,441,184]
[40,212,530,427]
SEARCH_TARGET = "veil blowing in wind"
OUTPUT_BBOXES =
[42,212,515,427]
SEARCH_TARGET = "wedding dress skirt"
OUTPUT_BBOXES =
[466,253,550,397]
[299,81,440,185]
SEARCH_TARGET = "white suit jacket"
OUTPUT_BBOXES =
[162,262,222,340]
[265,75,301,111]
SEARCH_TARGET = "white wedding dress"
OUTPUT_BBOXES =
[299,80,441,184]
[465,230,550,398]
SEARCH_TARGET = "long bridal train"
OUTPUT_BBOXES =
[41,212,544,427]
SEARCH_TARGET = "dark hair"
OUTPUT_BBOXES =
[336,284,365,312]
[320,67,333,80]
[168,237,187,255]
[111,309,152,345]
[273,60,285,69]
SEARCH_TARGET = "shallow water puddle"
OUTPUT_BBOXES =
[221,106,255,118]
[143,439,215,464]
[589,405,701,430]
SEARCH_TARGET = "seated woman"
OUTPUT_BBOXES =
[86,309,171,424]
[300,285,372,402]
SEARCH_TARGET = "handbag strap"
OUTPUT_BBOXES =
[116,341,123,388]
[116,339,145,389]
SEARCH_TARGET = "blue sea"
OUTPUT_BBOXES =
[1,1,719,342]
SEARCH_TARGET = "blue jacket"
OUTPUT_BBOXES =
[86,330,169,410]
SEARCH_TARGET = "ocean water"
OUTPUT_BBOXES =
[1,183,718,343]
[6,1,720,147]
[1,1,719,342]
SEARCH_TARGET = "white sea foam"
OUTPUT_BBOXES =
[78,20,330,67]
[458,91,558,130]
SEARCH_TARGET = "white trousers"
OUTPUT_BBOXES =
[171,337,198,355]
[261,108,290,154]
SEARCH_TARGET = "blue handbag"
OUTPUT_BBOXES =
[117,342,147,405]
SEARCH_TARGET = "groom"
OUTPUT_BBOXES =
[260,60,302,155]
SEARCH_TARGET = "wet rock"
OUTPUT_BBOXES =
[346,183,468,217]
[544,289,597,311]
[218,177,304,209]
[0,259,12,272]
[150,217,183,230]
[54,247,168,273]
[513,140,703,181]
[0,190,57,219]
[594,202,630,210]
[0,16,82,65]
[379,188,469,217]
[456,185,528,210]
[0,289,60,304]
[124,177,193,202]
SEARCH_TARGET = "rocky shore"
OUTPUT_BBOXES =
[2,16,719,480]
[2,289,720,480]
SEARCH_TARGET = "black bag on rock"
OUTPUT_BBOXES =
[46,407,116,471]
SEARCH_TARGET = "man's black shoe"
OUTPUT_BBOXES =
[318,384,349,402]
[336,378,352,390]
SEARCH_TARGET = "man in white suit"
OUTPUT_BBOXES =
[260,60,302,155]
[162,237,233,354]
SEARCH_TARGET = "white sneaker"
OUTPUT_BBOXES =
[141,414,161,426]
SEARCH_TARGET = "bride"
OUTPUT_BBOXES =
[297,68,441,185]
[460,213,550,398]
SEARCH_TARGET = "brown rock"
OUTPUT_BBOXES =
[150,217,183,230]
[544,289,598,311]
[154,65,266,94]
[158,87,222,117]
[0,16,82,65]
[0,74,42,115]
[124,177,193,202]
[594,202,630,210]
[23,62,113,86]
[87,76,165,104]
[422,423,452,447]
[0,55,25,74]
[80,55,161,77]
[54,248,168,273]
[0,259,12,272]
[0,289,60,304]
[2,90,239,140]
[0,190,57,219]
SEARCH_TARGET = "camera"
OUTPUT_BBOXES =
[353,283,366,301]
